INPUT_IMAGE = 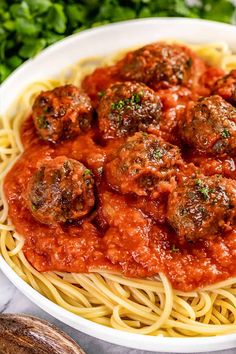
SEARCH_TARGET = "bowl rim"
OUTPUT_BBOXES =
[1,17,236,353]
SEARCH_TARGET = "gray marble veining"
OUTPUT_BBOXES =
[0,270,235,354]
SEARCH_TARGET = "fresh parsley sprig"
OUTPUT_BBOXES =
[1,0,235,83]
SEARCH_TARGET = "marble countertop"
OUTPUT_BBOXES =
[0,270,235,354]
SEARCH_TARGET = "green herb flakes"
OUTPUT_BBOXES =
[83,169,91,176]
[37,115,49,129]
[171,244,179,253]
[153,149,163,160]
[221,129,231,139]
[111,93,142,112]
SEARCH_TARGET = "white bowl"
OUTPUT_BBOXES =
[0,18,236,353]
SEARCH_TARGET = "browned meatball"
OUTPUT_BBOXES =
[213,70,236,105]
[167,175,236,242]
[27,156,95,225]
[98,81,162,139]
[181,95,236,156]
[118,43,195,89]
[106,132,184,198]
[32,85,93,143]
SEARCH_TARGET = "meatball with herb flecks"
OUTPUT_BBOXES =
[213,69,236,106]
[98,81,162,139]
[167,175,236,242]
[32,85,93,143]
[118,43,196,89]
[27,156,95,225]
[181,95,236,156]
[105,132,184,198]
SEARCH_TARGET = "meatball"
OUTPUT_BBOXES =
[118,42,195,89]
[27,156,95,224]
[167,175,236,242]
[106,132,184,198]
[181,95,236,156]
[32,84,93,143]
[213,70,236,106]
[98,81,162,139]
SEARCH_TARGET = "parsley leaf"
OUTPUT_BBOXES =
[83,168,91,176]
[37,115,49,129]
[46,4,67,34]
[153,149,163,160]
[195,179,212,201]
[171,244,179,253]
[199,186,210,200]
[221,129,231,138]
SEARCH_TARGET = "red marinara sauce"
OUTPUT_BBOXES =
[4,42,236,292]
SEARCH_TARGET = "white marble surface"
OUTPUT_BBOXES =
[0,270,235,354]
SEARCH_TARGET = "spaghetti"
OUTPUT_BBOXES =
[1,41,236,337]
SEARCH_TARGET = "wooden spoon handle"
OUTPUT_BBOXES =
[0,313,86,354]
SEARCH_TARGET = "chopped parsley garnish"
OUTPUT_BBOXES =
[37,115,49,129]
[111,93,142,112]
[130,93,141,105]
[83,169,91,176]
[221,129,231,138]
[195,179,202,187]
[199,186,210,200]
[171,244,179,253]
[31,203,38,211]
[111,100,125,110]
[195,179,211,200]
[153,149,163,160]
[98,91,105,98]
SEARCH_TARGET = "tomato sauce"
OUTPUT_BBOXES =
[4,46,236,292]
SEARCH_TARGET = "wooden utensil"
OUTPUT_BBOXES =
[0,314,86,353]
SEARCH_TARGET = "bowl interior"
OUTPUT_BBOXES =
[0,18,236,353]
